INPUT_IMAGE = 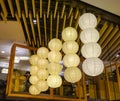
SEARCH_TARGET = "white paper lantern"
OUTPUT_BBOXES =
[62,41,79,54]
[79,13,97,30]
[48,38,62,51]
[82,57,104,76]
[29,85,40,95]
[36,80,49,92]
[64,67,82,83]
[30,65,38,75]
[63,54,80,67]
[48,63,63,75]
[29,75,39,84]
[37,69,48,80]
[37,47,49,59]
[62,27,78,41]
[80,28,99,43]
[37,59,48,69]
[29,55,38,65]
[47,75,62,88]
[81,42,101,58]
[48,51,62,63]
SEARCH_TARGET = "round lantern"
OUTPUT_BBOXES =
[37,47,49,59]
[82,57,104,76]
[47,75,62,88]
[37,59,48,69]
[48,38,62,51]
[62,27,78,41]
[29,85,40,95]
[37,69,48,80]
[80,28,99,44]
[64,67,82,83]
[81,42,101,58]
[29,55,38,65]
[62,41,79,54]
[36,80,49,92]
[78,13,97,30]
[47,63,63,75]
[29,75,39,84]
[48,51,62,63]
[63,54,80,67]
[30,65,38,75]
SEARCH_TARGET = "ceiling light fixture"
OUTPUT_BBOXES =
[1,50,5,53]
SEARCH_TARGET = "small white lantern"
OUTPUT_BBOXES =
[47,63,63,75]
[79,13,97,30]
[63,54,80,67]
[48,38,62,51]
[64,67,82,83]
[30,65,38,75]
[82,57,104,76]
[37,59,48,69]
[80,28,99,43]
[37,47,49,59]
[48,51,62,63]
[62,41,79,54]
[37,69,48,80]
[47,75,62,88]
[36,80,49,92]
[29,75,39,84]
[81,42,101,58]
[29,55,38,65]
[62,27,78,41]
[29,85,40,95]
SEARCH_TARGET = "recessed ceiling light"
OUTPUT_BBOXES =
[33,19,37,24]
[116,53,120,57]
[1,50,5,53]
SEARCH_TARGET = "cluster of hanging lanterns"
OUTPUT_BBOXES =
[78,13,104,76]
[47,38,63,88]
[62,27,82,83]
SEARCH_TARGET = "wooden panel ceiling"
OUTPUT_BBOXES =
[0,0,120,64]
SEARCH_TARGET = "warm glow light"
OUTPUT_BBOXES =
[29,85,40,95]
[29,75,39,84]
[29,55,39,65]
[30,65,38,75]
[37,69,49,80]
[37,59,48,69]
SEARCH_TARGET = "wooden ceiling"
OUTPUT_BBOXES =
[0,0,120,63]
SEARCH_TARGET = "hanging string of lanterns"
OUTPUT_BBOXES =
[62,27,82,83]
[78,13,104,76]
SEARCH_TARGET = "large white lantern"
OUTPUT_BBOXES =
[37,59,48,69]
[29,85,40,95]
[48,51,62,63]
[82,57,104,76]
[47,75,62,88]
[29,55,38,65]
[37,69,48,80]
[36,80,49,92]
[48,38,62,51]
[63,54,80,67]
[29,75,39,84]
[79,13,97,30]
[81,42,101,58]
[62,41,79,54]
[80,28,99,43]
[30,65,38,75]
[62,27,78,41]
[64,67,82,83]
[47,63,63,75]
[37,47,49,59]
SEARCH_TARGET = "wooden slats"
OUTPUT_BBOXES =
[24,0,28,17]
[50,12,53,40]
[69,13,73,26]
[32,0,36,18]
[54,0,58,19]
[68,7,73,19]
[47,0,51,18]
[44,12,47,46]
[7,0,14,17]
[62,13,66,31]
[56,12,59,38]
[15,0,21,17]
[40,0,42,18]
[61,3,65,19]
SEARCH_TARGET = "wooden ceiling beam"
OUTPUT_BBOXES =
[61,3,65,19]
[68,7,73,19]
[56,12,59,38]
[36,12,42,45]
[44,12,47,46]
[40,0,42,18]
[29,12,36,45]
[54,0,58,19]
[32,0,36,18]
[0,0,8,17]
[24,0,28,18]
[69,13,73,27]
[22,12,31,44]
[47,0,50,18]
[99,23,113,45]
[50,12,53,40]
[15,0,21,18]
[7,0,14,17]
